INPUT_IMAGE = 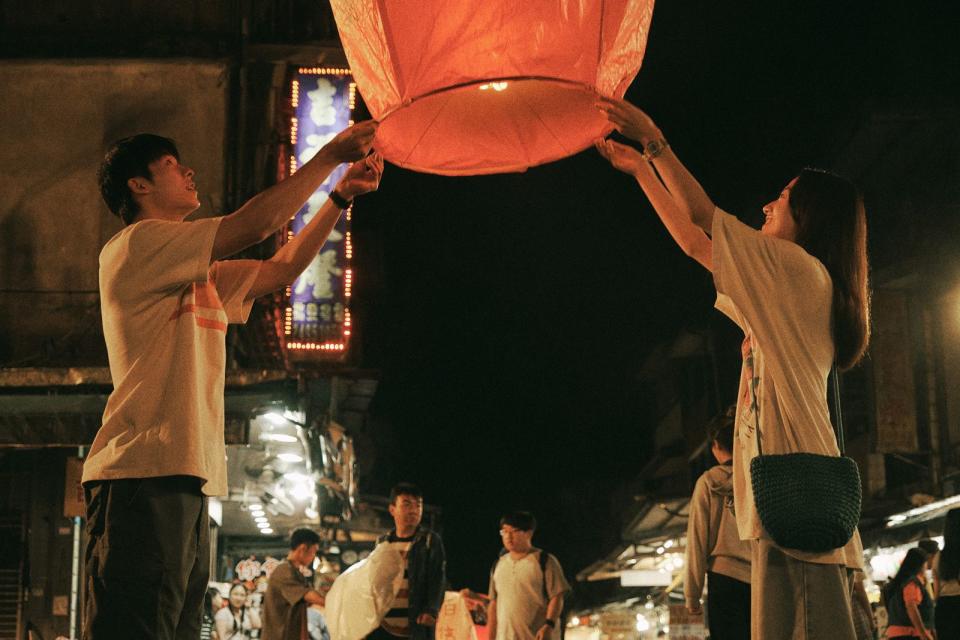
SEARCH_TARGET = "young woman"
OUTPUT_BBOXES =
[215,583,262,640]
[596,96,870,640]
[935,508,960,637]
[884,548,935,639]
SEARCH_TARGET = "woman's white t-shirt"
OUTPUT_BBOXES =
[711,208,863,569]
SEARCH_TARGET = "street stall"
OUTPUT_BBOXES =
[575,496,705,639]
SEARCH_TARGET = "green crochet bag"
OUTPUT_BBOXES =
[749,366,862,553]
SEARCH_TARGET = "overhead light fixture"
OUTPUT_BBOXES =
[265,412,287,426]
[260,528,274,535]
[255,517,269,524]
[277,453,304,463]
[261,433,298,443]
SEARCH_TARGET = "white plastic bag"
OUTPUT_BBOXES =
[436,591,479,640]
[326,543,405,640]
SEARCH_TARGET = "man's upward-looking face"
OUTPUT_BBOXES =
[389,493,423,533]
[500,524,533,553]
[129,154,200,220]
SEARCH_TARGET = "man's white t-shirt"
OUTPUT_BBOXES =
[82,218,260,497]
[489,549,570,640]
[711,208,863,568]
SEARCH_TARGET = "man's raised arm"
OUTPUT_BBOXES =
[211,120,377,262]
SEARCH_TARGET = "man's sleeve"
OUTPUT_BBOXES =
[123,218,221,293]
[544,554,570,599]
[425,533,447,615]
[684,476,711,607]
[488,561,497,602]
[210,259,262,323]
[275,565,311,606]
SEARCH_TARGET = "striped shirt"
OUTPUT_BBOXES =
[381,534,415,637]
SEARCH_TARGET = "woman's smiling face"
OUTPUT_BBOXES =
[761,177,799,242]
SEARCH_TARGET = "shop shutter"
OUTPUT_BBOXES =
[0,512,25,640]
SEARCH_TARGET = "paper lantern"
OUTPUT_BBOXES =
[329,0,655,176]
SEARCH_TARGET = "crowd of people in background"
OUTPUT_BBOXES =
[194,483,568,640]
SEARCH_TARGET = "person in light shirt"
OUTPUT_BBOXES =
[597,95,870,639]
[485,511,570,640]
[83,121,381,639]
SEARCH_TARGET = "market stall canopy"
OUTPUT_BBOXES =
[329,0,655,175]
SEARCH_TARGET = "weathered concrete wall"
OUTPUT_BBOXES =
[0,60,229,364]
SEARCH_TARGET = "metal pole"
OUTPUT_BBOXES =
[69,445,86,639]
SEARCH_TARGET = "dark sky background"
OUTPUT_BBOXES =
[348,1,958,591]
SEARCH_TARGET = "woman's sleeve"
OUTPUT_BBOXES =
[902,582,922,605]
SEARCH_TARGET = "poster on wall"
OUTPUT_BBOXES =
[283,68,356,358]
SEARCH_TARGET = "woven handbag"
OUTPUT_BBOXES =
[749,366,862,553]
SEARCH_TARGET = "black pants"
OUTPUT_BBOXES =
[83,476,209,640]
[937,594,960,639]
[706,570,751,640]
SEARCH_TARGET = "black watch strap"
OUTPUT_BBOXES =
[544,620,556,629]
[329,189,352,209]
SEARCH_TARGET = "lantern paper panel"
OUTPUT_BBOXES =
[284,69,355,357]
[330,0,655,176]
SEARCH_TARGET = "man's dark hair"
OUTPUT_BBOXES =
[710,406,736,454]
[389,482,423,504]
[499,510,537,532]
[917,538,940,556]
[289,527,321,550]
[98,134,180,225]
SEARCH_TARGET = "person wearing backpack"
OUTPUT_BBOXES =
[485,511,570,640]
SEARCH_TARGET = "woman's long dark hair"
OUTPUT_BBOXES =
[940,508,960,581]
[882,547,929,605]
[203,586,220,619]
[789,168,870,371]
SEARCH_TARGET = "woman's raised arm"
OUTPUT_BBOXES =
[597,97,716,233]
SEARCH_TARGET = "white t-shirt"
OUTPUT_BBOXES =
[711,208,863,568]
[82,218,260,496]
[489,550,570,640]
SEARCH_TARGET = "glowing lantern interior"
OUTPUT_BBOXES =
[329,0,655,176]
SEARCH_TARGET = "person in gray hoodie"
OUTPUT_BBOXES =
[685,409,752,640]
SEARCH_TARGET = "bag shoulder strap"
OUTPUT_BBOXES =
[830,363,845,456]
[538,550,551,600]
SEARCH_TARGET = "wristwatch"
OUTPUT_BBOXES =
[642,137,669,161]
[543,620,556,629]
[329,189,353,209]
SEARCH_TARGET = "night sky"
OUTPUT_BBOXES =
[348,1,958,592]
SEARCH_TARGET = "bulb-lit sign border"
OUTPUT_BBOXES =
[282,67,357,357]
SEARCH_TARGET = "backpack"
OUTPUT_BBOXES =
[490,548,552,599]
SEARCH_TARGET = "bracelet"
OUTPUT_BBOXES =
[329,189,353,209]
[543,620,556,629]
[642,137,669,161]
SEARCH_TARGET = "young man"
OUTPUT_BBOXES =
[262,528,327,640]
[684,411,752,640]
[370,483,447,640]
[485,511,570,640]
[82,120,381,639]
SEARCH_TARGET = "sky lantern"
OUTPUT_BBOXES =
[329,0,655,176]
